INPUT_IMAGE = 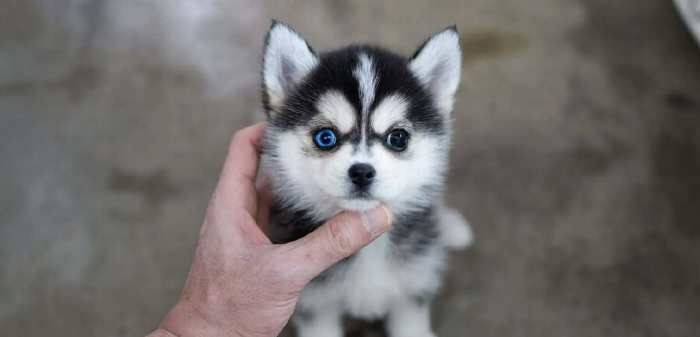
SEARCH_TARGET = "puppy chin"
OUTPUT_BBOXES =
[338,199,381,212]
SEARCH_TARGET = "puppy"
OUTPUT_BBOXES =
[260,21,473,337]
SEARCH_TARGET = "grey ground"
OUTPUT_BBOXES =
[1,0,700,336]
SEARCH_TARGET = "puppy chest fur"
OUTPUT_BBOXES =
[259,21,469,337]
[299,235,446,320]
[271,208,446,319]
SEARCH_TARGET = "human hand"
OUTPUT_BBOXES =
[148,122,393,337]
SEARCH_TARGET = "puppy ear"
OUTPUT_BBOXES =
[410,26,462,114]
[263,21,319,114]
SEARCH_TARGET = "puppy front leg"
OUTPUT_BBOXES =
[387,298,436,337]
[293,306,343,337]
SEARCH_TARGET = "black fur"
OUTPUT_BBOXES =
[267,45,447,138]
[264,30,449,271]
[269,203,439,260]
[261,22,461,335]
[268,203,324,244]
[388,207,440,259]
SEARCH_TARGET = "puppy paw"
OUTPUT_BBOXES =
[438,208,474,250]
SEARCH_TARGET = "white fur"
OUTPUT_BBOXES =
[316,91,357,133]
[296,234,445,318]
[292,206,470,337]
[410,28,462,114]
[261,25,472,337]
[268,131,375,216]
[263,23,319,110]
[372,134,447,214]
[438,205,475,249]
[268,119,455,337]
[268,126,449,216]
[387,298,437,337]
[371,95,410,133]
[269,131,346,218]
[354,53,378,116]
[354,53,378,149]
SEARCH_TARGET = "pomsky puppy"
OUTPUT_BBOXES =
[260,21,474,337]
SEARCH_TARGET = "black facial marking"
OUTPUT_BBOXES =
[365,134,382,146]
[346,126,362,146]
[368,46,446,135]
[262,32,450,289]
[265,44,447,137]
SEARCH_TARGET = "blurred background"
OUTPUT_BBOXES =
[1,0,700,336]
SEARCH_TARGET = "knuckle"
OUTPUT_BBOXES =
[325,218,357,257]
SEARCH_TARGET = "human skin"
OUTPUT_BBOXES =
[145,122,393,337]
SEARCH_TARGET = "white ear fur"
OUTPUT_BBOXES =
[263,21,319,111]
[409,27,462,114]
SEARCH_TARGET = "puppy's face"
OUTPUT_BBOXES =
[261,22,462,213]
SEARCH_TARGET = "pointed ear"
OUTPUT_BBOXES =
[410,26,462,114]
[262,21,319,114]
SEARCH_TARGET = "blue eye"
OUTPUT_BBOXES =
[314,129,337,149]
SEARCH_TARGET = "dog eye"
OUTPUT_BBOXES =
[314,129,337,149]
[386,129,408,151]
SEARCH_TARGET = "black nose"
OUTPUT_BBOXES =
[348,163,376,188]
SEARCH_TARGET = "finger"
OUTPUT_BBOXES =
[285,204,393,283]
[222,122,267,182]
[255,176,273,235]
[214,122,267,213]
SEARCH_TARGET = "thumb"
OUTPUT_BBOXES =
[288,204,393,283]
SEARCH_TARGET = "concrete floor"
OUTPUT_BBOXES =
[1,0,700,336]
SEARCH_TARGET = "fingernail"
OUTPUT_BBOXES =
[360,203,393,235]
